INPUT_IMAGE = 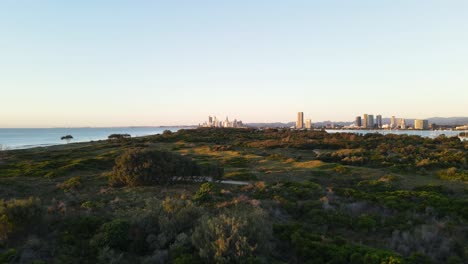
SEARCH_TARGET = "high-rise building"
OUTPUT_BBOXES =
[305,119,312,129]
[363,114,368,129]
[376,115,382,128]
[399,118,406,129]
[368,115,375,128]
[355,116,362,127]
[296,112,304,129]
[390,116,396,128]
[414,119,429,130]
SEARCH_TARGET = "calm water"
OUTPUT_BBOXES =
[0,127,188,149]
[325,129,465,139]
[1,127,465,150]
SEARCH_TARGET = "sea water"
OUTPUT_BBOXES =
[0,127,187,149]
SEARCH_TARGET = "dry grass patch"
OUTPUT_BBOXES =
[291,160,325,169]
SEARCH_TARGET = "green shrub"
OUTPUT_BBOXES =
[109,149,201,186]
[0,248,17,263]
[57,176,81,192]
[81,201,101,209]
[192,183,216,203]
[224,170,258,181]
[438,167,468,182]
[172,254,202,264]
[356,214,377,233]
[413,184,454,195]
[0,197,42,240]
[191,208,271,263]
[90,219,130,250]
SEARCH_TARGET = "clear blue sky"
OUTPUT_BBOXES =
[1,0,467,127]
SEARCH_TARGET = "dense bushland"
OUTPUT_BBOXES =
[0,128,466,263]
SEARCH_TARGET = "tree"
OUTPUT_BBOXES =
[108,134,131,141]
[61,135,73,144]
[109,149,222,187]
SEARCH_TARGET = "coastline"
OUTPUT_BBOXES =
[0,126,194,150]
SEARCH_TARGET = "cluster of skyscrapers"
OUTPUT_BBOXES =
[296,112,312,129]
[201,116,245,128]
[355,114,383,129]
[355,114,429,130]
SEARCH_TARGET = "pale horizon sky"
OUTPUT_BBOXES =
[1,1,467,128]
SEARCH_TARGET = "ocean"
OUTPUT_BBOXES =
[0,127,188,149]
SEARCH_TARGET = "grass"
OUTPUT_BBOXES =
[291,160,326,169]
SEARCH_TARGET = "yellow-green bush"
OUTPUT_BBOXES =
[0,197,42,240]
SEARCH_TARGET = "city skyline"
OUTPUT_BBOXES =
[1,1,468,128]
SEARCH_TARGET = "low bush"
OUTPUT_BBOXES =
[192,183,217,203]
[224,170,258,181]
[90,219,130,251]
[0,197,42,240]
[438,167,468,182]
[191,207,272,263]
[57,176,82,192]
[109,149,222,187]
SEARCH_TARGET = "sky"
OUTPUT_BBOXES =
[1,0,467,127]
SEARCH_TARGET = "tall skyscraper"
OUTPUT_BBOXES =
[399,118,406,129]
[305,119,312,129]
[355,116,362,127]
[414,119,429,130]
[297,112,304,129]
[390,116,396,128]
[376,115,382,128]
[363,114,368,129]
[368,115,375,128]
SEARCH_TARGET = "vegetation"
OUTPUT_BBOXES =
[109,149,223,186]
[0,128,466,263]
[60,135,73,143]
[108,133,131,141]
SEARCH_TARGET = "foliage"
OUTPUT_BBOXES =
[0,128,467,263]
[57,216,104,260]
[192,182,217,203]
[274,223,403,264]
[0,197,42,240]
[90,219,130,251]
[108,134,131,140]
[0,248,17,263]
[109,149,219,186]
[61,135,74,143]
[57,176,82,192]
[438,167,468,182]
[191,207,272,263]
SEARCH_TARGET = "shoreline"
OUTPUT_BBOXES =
[0,127,194,150]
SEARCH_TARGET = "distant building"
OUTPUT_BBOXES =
[305,119,312,129]
[390,116,396,128]
[363,114,368,129]
[355,116,362,127]
[414,119,429,130]
[399,118,406,129]
[201,115,245,128]
[368,115,375,128]
[296,112,304,129]
[376,115,382,128]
